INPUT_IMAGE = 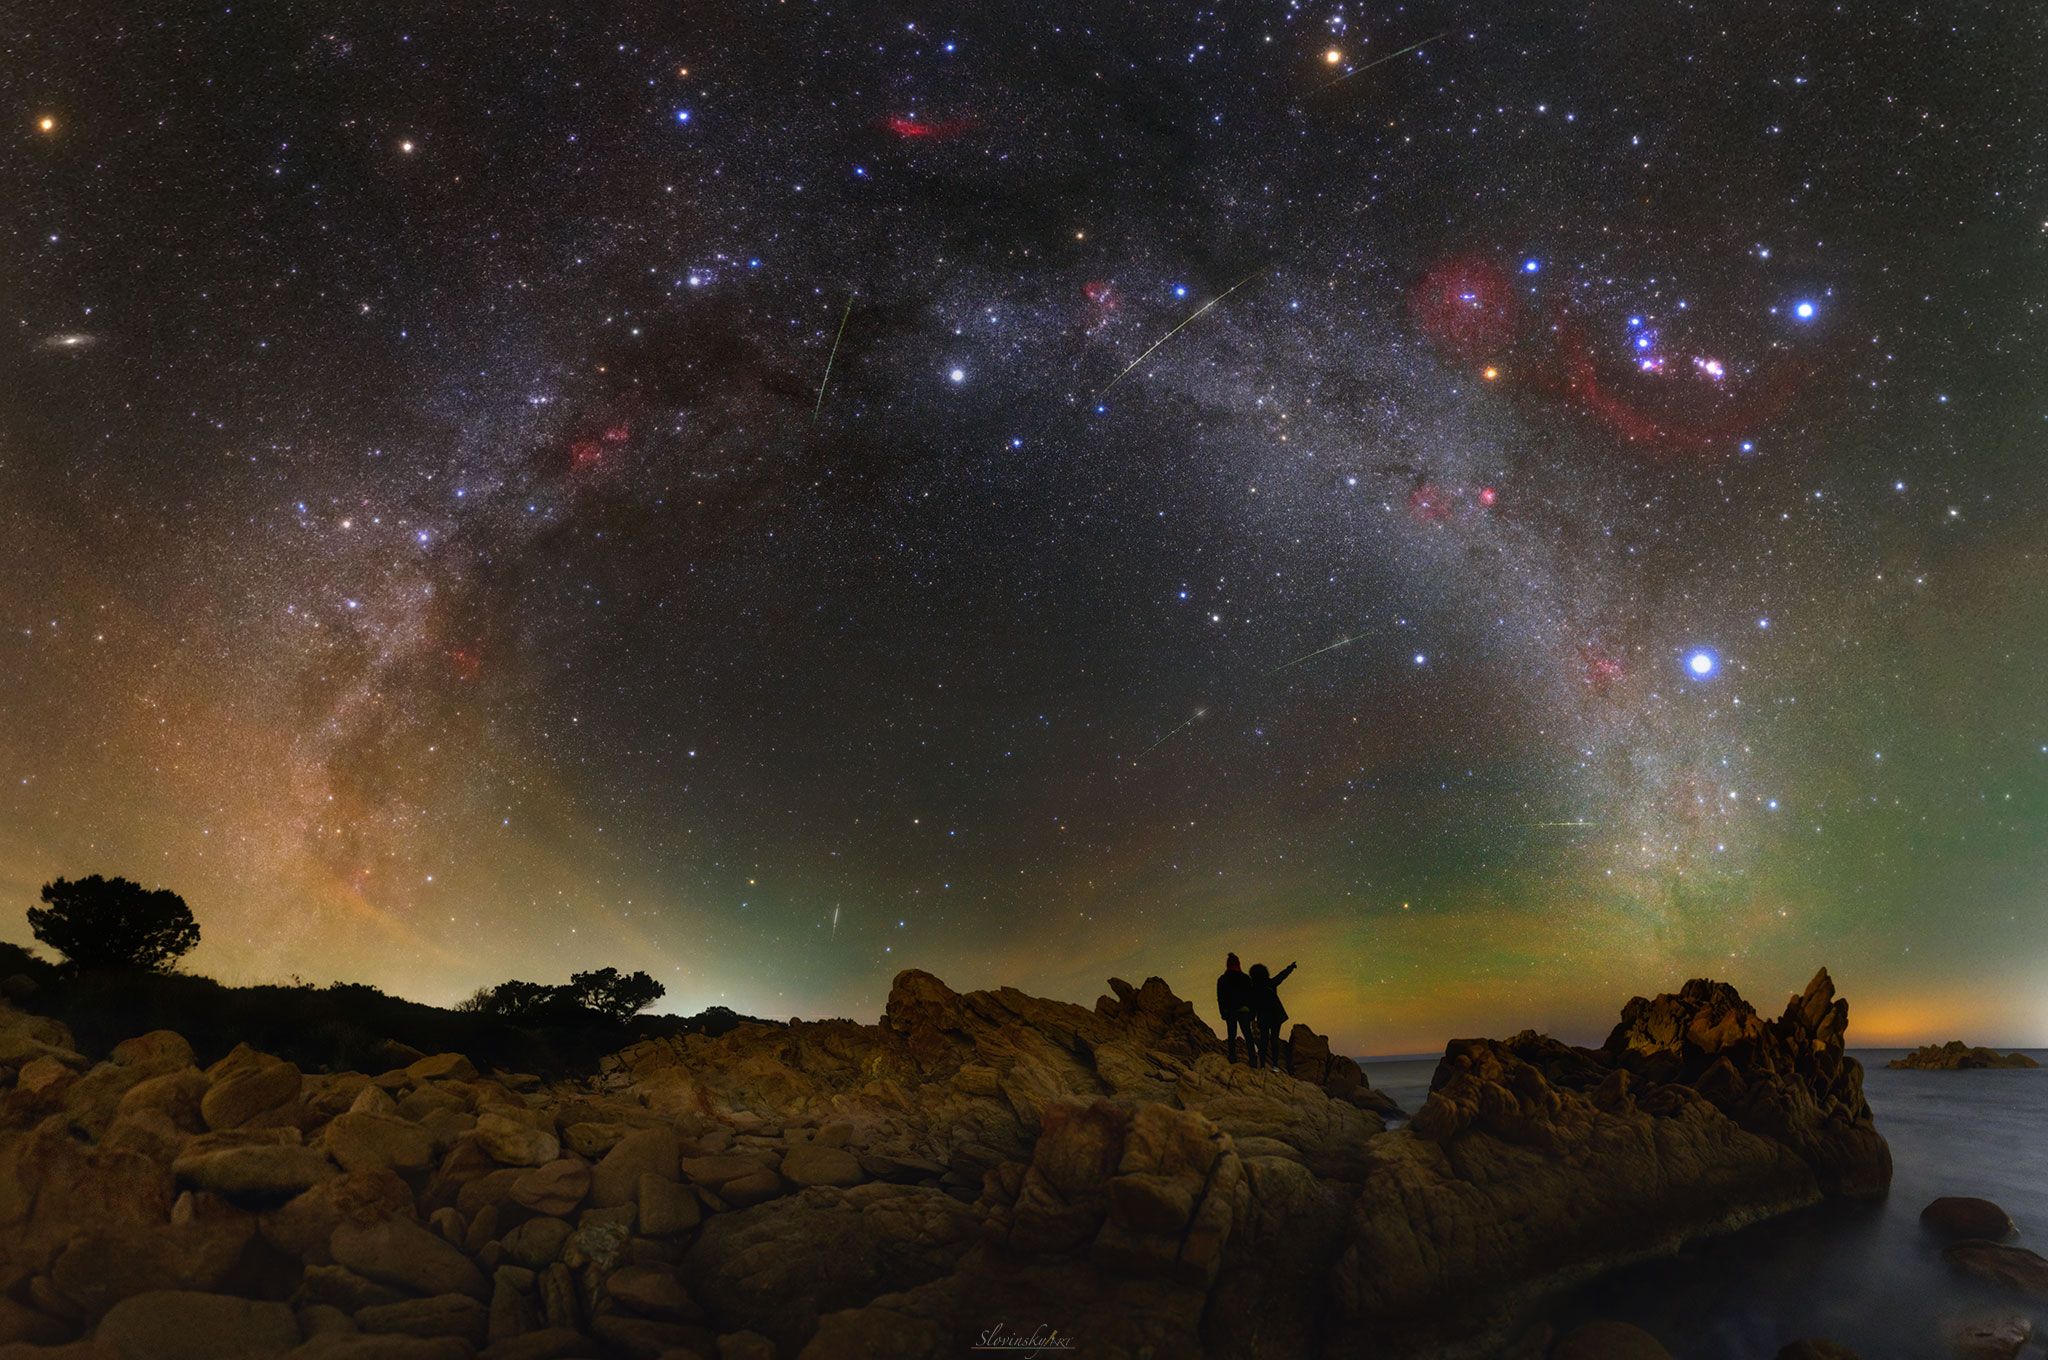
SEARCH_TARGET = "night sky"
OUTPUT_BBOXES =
[4,5,2043,1053]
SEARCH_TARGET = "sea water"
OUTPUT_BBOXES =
[1361,1051,2048,1357]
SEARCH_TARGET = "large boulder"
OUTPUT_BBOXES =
[1940,1311,2033,1360]
[780,1143,864,1188]
[110,1032,195,1078]
[473,1113,559,1168]
[0,1004,81,1069]
[508,1159,589,1216]
[47,1217,258,1320]
[200,1046,302,1130]
[95,1290,299,1359]
[325,1114,436,1176]
[174,1140,336,1198]
[591,1127,678,1208]
[405,1054,478,1084]
[979,1097,1247,1290]
[1923,1196,2015,1240]
[1172,1054,1381,1179]
[61,1062,149,1139]
[681,1153,783,1207]
[354,1293,488,1344]
[262,1168,415,1262]
[0,1116,176,1272]
[1944,1241,2048,1297]
[682,1183,978,1350]
[115,1068,210,1130]
[603,1265,699,1321]
[499,1216,574,1270]
[331,1218,488,1300]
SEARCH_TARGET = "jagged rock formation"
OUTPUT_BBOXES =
[0,966,1885,1359]
[1332,970,1891,1356]
[1885,1041,2039,1071]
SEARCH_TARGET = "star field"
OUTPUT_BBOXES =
[2,4,2044,1051]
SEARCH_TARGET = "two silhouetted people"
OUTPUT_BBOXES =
[1215,954,1297,1069]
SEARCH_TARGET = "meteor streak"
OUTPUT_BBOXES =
[1267,629,1374,676]
[1306,31,1450,97]
[813,292,856,419]
[1096,269,1263,398]
[1132,708,1206,762]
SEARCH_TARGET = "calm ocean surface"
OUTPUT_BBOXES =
[1360,1051,2048,1356]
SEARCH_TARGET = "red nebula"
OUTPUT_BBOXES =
[885,115,973,141]
[1410,254,1520,362]
[1407,483,1455,524]
[1083,279,1116,307]
[1580,643,1625,695]
[1477,485,1498,508]
[567,419,630,472]
[1406,252,1815,460]
[1559,322,1811,457]
[447,647,483,682]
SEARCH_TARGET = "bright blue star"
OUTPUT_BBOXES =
[1685,649,1718,678]
[1522,259,1540,273]
[1794,300,1815,320]
[674,109,692,124]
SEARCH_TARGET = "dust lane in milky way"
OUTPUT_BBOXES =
[1,4,2043,1052]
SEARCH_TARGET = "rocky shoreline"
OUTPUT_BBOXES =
[0,966,1889,1359]
[1886,1042,2040,1071]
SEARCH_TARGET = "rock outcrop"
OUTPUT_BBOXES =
[1922,1196,2015,1241]
[1326,969,1889,1356]
[1886,1042,2039,1070]
[0,965,1886,1359]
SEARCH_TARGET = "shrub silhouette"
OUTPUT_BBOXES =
[469,967,665,1024]
[27,875,200,972]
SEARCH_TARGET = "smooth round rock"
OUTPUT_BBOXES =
[1922,1196,2015,1240]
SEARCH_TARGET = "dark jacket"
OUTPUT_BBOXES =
[1248,963,1296,1024]
[1217,968,1254,1017]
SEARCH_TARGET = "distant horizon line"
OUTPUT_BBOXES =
[1354,1043,2048,1064]
[8,936,2045,1060]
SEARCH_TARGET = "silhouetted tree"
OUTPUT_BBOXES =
[470,979,573,1023]
[27,875,199,972]
[569,967,665,1020]
[466,968,665,1025]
